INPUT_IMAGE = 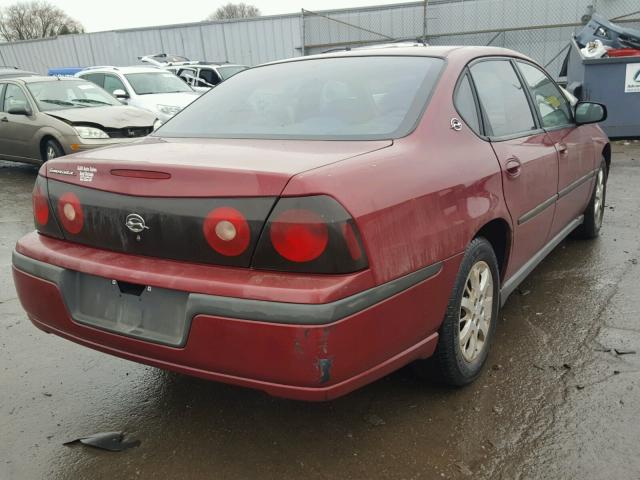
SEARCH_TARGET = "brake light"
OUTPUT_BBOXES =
[270,209,329,262]
[203,207,251,256]
[57,192,84,234]
[33,183,49,226]
[252,195,368,274]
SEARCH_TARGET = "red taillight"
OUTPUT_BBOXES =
[252,195,369,274]
[33,184,49,226]
[57,192,84,234]
[270,209,329,263]
[203,207,251,256]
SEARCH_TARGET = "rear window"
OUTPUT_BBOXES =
[156,56,444,140]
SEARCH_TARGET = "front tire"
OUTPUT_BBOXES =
[573,159,607,239]
[416,237,500,386]
[42,139,64,162]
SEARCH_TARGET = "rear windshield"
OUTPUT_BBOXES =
[155,56,444,140]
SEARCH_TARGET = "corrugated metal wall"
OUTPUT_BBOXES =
[0,0,638,75]
[0,13,302,73]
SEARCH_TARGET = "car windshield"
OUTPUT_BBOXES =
[26,80,122,111]
[217,65,248,81]
[156,56,444,140]
[125,72,193,95]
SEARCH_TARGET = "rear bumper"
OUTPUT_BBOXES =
[12,234,459,401]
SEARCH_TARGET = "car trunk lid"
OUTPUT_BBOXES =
[44,136,392,197]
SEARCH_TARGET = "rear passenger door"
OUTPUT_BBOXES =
[469,59,559,279]
[515,61,596,239]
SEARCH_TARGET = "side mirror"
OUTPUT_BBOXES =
[7,106,31,116]
[575,102,607,125]
[112,89,129,100]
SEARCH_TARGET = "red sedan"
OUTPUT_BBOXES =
[13,46,609,401]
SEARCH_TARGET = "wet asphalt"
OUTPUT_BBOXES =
[1,144,639,480]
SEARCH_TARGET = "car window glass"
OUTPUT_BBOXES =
[103,75,127,95]
[125,72,192,95]
[0,84,6,111]
[199,69,220,86]
[4,84,29,112]
[470,60,536,137]
[156,57,444,140]
[517,62,573,128]
[26,80,121,111]
[454,74,480,134]
[80,73,105,88]
[178,68,197,86]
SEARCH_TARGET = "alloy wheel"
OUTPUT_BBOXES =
[46,145,58,161]
[594,168,605,229]
[459,261,494,363]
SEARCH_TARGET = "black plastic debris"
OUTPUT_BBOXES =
[614,349,636,356]
[63,431,140,452]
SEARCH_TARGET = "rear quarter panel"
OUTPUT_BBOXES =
[283,61,511,285]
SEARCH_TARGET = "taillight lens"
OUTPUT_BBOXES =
[270,209,329,262]
[203,207,251,256]
[32,174,64,239]
[33,183,49,226]
[252,195,368,274]
[57,192,84,234]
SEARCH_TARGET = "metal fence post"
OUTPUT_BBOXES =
[300,9,306,56]
[423,0,429,43]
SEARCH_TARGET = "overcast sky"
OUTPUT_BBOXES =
[0,0,411,32]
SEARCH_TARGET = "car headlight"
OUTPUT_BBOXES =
[74,126,109,139]
[157,104,181,116]
[153,119,163,131]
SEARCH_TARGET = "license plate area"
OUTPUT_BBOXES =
[63,272,189,347]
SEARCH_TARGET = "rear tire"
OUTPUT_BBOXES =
[415,237,500,386]
[573,159,607,239]
[41,139,64,162]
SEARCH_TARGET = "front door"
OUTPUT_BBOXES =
[0,83,41,161]
[470,59,559,278]
[515,60,597,238]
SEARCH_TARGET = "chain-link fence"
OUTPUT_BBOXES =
[302,0,640,78]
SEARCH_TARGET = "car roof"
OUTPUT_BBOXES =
[78,66,166,74]
[12,75,88,84]
[0,68,38,77]
[264,45,533,66]
[168,63,247,69]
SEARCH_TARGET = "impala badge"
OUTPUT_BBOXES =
[125,213,149,234]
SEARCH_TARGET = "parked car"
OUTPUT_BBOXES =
[0,76,159,164]
[139,53,248,92]
[13,46,609,401]
[0,66,37,78]
[76,66,199,122]
[166,63,248,92]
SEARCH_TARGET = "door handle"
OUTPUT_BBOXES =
[505,158,522,178]
[0,116,8,122]
[557,143,568,156]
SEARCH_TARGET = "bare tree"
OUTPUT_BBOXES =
[0,0,84,42]
[207,3,261,21]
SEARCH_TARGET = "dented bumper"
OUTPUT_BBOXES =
[12,234,457,401]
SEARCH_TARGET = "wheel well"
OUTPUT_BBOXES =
[39,136,63,159]
[475,219,511,282]
[602,143,611,173]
